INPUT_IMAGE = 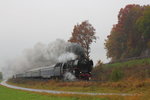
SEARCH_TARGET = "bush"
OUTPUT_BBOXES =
[0,72,3,80]
[110,68,124,82]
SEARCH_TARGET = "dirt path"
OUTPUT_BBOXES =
[0,80,133,96]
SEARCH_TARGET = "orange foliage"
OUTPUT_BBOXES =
[68,20,96,59]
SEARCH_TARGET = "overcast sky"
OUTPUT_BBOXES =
[0,0,149,70]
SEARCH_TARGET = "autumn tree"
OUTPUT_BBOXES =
[105,4,143,61]
[136,6,150,50]
[68,20,96,59]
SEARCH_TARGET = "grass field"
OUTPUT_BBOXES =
[5,79,147,100]
[6,58,150,100]
[104,58,150,68]
[8,79,127,93]
[0,84,110,100]
[92,58,150,81]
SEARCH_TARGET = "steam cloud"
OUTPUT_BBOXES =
[63,72,76,81]
[2,39,84,79]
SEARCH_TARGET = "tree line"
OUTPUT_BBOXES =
[105,4,150,61]
[69,4,150,63]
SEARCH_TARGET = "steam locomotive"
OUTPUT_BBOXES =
[15,58,93,80]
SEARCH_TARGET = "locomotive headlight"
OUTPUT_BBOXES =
[80,72,82,73]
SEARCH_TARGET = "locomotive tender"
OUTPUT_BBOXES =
[15,58,93,80]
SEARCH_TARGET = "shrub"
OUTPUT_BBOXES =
[110,68,124,82]
[0,72,2,80]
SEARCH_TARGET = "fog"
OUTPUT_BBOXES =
[0,0,149,72]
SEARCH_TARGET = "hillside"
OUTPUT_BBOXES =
[92,58,150,82]
[6,58,150,100]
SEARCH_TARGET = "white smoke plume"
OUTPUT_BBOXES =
[58,52,77,63]
[2,39,84,79]
[63,72,76,81]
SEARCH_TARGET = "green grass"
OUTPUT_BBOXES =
[6,80,145,100]
[0,85,107,100]
[92,58,150,81]
[8,79,135,93]
[105,58,150,68]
